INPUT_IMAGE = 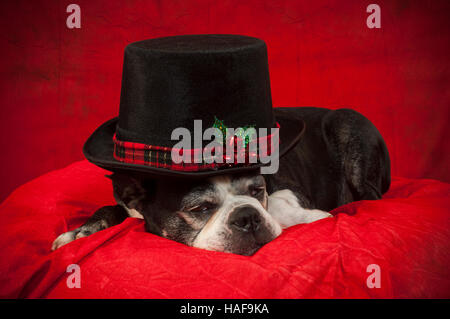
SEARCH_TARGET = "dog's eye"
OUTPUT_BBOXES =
[189,203,215,213]
[250,186,265,197]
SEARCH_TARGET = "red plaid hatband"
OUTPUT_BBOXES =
[113,125,280,172]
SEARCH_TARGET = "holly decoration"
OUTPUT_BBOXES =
[212,116,255,148]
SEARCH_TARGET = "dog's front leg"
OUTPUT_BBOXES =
[51,205,128,250]
[267,190,333,228]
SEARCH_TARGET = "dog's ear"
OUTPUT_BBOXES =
[107,173,155,210]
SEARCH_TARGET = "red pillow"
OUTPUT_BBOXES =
[0,160,449,298]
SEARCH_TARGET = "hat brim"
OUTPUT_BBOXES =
[83,108,305,178]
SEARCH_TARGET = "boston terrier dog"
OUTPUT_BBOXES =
[52,107,390,256]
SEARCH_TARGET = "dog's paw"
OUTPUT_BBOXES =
[269,189,301,208]
[268,189,333,227]
[51,228,88,251]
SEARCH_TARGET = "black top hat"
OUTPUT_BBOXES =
[83,34,305,177]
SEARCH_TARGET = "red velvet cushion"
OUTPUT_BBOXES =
[0,160,448,298]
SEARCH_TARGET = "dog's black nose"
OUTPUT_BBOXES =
[229,206,261,233]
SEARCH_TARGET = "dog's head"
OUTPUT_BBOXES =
[110,171,281,255]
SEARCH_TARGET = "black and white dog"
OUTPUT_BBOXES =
[52,108,390,255]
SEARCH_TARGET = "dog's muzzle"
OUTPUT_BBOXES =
[229,205,262,233]
[192,195,282,255]
[227,204,279,248]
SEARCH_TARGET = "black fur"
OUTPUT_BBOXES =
[71,107,390,249]
[265,107,390,211]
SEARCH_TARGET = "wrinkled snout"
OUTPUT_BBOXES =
[227,203,281,254]
[192,195,282,256]
[228,205,262,233]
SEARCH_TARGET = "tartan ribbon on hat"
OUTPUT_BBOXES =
[113,123,279,172]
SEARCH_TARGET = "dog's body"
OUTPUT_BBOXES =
[52,108,390,255]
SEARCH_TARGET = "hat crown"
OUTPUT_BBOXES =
[117,34,275,147]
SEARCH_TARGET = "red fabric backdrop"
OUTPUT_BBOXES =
[1,0,449,202]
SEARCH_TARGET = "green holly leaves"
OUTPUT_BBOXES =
[212,116,255,148]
